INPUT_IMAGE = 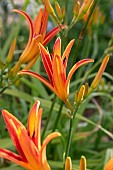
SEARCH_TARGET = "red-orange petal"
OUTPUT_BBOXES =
[12,9,33,48]
[39,43,53,84]
[27,101,42,150]
[0,149,31,169]
[53,37,61,57]
[43,25,65,46]
[66,59,94,91]
[2,110,27,161]
[18,127,40,169]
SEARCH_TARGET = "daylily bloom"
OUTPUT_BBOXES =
[19,37,93,110]
[104,158,113,170]
[0,101,61,170]
[12,8,64,74]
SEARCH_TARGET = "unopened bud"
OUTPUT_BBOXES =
[6,39,16,63]
[42,0,55,15]
[76,85,85,104]
[88,54,109,95]
[73,1,80,17]
[65,157,72,170]
[55,1,62,19]
[80,156,86,170]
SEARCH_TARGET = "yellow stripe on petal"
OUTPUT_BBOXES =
[18,127,40,170]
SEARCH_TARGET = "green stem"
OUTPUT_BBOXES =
[41,94,56,140]
[71,0,100,66]
[52,101,64,132]
[65,106,79,159]
[65,114,73,159]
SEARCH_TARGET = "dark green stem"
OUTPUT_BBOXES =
[52,101,64,132]
[65,106,79,159]
[71,0,100,66]
[41,95,56,140]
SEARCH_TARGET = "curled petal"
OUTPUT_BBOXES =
[41,132,61,166]
[65,59,94,90]
[104,158,113,170]
[12,9,33,48]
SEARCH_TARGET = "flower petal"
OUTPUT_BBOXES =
[43,25,65,46]
[19,34,42,63]
[0,149,31,169]
[27,101,42,150]
[39,43,53,84]
[18,127,40,169]
[2,110,27,161]
[39,7,48,39]
[52,55,67,101]
[18,70,55,93]
[12,9,33,48]
[65,59,94,91]
[33,8,43,35]
[41,132,61,168]
[53,37,61,57]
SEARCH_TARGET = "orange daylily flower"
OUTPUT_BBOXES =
[0,101,61,170]
[19,37,94,110]
[12,8,64,74]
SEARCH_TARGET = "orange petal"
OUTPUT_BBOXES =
[52,55,67,101]
[19,34,42,63]
[66,59,94,91]
[12,9,33,48]
[43,25,65,46]
[18,127,40,169]
[39,7,48,39]
[0,149,31,169]
[27,101,42,150]
[39,43,53,84]
[18,70,55,93]
[62,39,75,61]
[41,132,61,166]
[33,8,43,35]
[2,110,27,161]
[53,37,61,57]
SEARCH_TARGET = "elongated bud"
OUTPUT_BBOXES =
[88,54,110,95]
[55,1,62,19]
[65,157,72,170]
[84,83,88,98]
[42,0,55,15]
[78,0,94,19]
[6,39,16,63]
[73,1,80,17]
[80,156,86,170]
[76,85,85,104]
[61,6,65,18]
